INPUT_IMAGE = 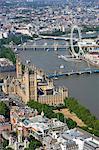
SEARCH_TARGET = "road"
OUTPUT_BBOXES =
[0,92,25,109]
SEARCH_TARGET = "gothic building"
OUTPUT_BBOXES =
[3,56,68,105]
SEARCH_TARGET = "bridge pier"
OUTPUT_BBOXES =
[77,72,82,75]
[87,71,92,74]
[66,73,71,76]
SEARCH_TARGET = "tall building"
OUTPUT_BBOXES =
[3,56,68,105]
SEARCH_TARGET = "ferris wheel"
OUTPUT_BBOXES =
[70,25,84,58]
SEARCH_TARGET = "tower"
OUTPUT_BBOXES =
[28,66,38,101]
[17,126,23,143]
[24,138,29,149]
[14,141,19,150]
[41,110,44,117]
[24,66,30,103]
[16,55,22,79]
[34,67,38,101]
[9,134,13,146]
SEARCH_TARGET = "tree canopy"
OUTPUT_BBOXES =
[24,135,42,150]
[0,46,16,64]
[27,100,77,129]
[64,97,99,137]
[0,101,10,118]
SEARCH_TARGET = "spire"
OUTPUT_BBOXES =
[9,134,13,146]
[41,110,44,117]
[18,126,23,143]
[14,141,18,150]
[24,138,29,149]
[41,106,44,117]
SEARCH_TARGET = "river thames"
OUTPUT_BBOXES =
[19,39,99,119]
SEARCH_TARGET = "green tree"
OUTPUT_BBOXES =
[66,118,77,129]
[27,136,42,150]
[64,97,99,137]
[56,113,64,122]
[0,47,16,64]
[29,140,42,150]
[3,139,9,148]
[27,100,56,119]
[94,120,99,130]
[0,102,10,118]
[27,100,77,129]
[5,147,14,150]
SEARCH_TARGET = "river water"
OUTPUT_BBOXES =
[19,39,99,119]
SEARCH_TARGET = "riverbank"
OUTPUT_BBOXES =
[54,108,86,127]
[19,49,99,119]
[64,98,99,137]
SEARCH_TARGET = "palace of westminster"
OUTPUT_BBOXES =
[3,56,68,105]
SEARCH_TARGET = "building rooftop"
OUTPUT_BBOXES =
[0,58,13,67]
[65,128,91,140]
[85,140,99,148]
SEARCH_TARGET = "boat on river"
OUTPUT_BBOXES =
[60,64,64,69]
[58,55,81,62]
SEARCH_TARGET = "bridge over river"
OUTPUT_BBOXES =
[48,69,99,78]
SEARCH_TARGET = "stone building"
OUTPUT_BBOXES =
[3,56,68,105]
